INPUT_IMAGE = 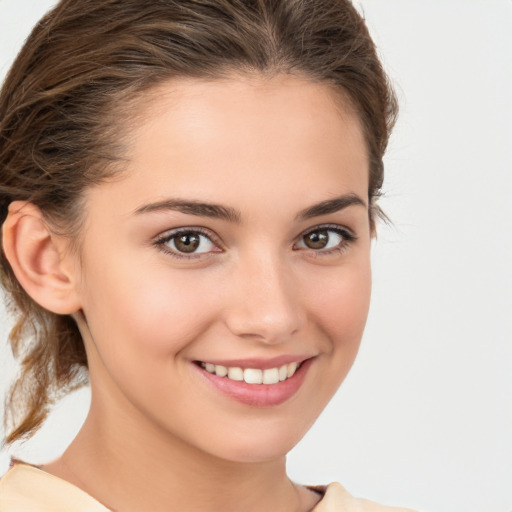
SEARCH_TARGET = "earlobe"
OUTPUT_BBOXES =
[2,201,81,315]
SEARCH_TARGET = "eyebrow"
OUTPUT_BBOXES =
[133,193,366,223]
[134,199,241,223]
[295,193,367,221]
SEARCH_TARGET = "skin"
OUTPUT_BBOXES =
[33,74,372,511]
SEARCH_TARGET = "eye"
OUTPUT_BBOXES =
[155,228,221,258]
[295,226,355,253]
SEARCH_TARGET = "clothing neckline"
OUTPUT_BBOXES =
[2,461,336,512]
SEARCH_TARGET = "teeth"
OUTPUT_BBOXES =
[262,368,279,385]
[215,365,227,377]
[200,361,302,385]
[287,362,298,378]
[227,367,243,381]
[244,368,263,384]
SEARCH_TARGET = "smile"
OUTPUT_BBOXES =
[194,357,314,407]
[199,361,300,385]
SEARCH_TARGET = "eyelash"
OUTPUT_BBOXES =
[153,224,357,260]
[296,224,357,257]
[154,227,221,260]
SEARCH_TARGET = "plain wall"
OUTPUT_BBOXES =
[1,1,511,511]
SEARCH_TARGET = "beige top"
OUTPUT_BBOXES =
[0,463,416,512]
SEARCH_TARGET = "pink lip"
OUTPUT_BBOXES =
[193,357,315,407]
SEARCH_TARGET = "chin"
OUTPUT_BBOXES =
[197,417,315,464]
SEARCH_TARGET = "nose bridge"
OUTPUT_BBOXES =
[225,248,304,343]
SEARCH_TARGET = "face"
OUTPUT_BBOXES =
[72,74,372,463]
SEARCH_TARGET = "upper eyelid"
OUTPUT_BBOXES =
[155,226,220,243]
[299,223,356,239]
[155,222,354,235]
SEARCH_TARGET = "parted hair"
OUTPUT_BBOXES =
[0,0,397,444]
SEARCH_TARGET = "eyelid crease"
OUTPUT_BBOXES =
[154,225,220,242]
[300,223,357,239]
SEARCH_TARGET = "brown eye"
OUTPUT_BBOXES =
[296,227,352,252]
[303,230,329,249]
[173,232,201,253]
[160,230,217,256]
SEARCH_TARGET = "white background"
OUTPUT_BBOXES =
[1,1,511,511]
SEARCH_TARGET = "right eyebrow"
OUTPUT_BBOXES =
[133,198,242,224]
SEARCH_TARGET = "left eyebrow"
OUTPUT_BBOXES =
[296,193,367,221]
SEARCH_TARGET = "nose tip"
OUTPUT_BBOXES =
[228,297,301,344]
[223,260,304,344]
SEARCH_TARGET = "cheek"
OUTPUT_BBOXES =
[308,259,372,345]
[304,260,371,402]
[80,255,221,360]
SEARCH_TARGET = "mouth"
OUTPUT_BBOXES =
[196,360,302,385]
[193,357,314,407]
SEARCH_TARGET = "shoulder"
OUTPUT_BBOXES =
[0,463,110,512]
[312,482,418,512]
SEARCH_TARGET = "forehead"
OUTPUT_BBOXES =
[133,73,365,161]
[87,74,369,220]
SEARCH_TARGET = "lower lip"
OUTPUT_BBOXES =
[194,358,314,407]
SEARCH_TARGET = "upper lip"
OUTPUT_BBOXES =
[194,354,315,370]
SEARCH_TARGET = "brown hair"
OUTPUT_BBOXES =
[0,0,398,444]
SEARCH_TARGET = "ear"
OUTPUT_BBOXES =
[2,201,81,314]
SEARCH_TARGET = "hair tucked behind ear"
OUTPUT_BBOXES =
[0,0,398,443]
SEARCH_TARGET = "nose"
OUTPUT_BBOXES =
[223,252,305,344]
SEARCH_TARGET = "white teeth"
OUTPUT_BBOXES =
[278,364,288,381]
[262,368,280,385]
[244,368,263,384]
[227,367,243,381]
[215,365,227,377]
[200,361,302,385]
[287,362,298,378]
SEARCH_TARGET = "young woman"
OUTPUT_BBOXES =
[0,0,413,510]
